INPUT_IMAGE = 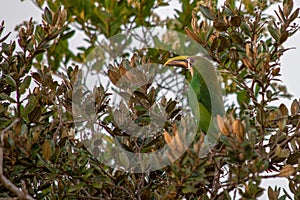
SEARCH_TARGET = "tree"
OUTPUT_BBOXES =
[0,0,299,199]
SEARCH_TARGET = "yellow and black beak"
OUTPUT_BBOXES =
[164,55,190,69]
[164,55,194,76]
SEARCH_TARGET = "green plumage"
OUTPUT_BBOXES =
[190,57,224,134]
[165,56,224,139]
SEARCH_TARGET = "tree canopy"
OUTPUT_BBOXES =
[0,0,300,199]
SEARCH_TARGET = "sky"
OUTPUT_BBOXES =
[0,0,299,199]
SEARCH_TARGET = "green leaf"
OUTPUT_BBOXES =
[182,185,196,194]
[44,7,53,24]
[278,195,287,200]
[220,135,230,146]
[166,101,176,113]
[0,32,11,43]
[24,94,38,116]
[243,0,255,14]
[133,90,149,103]
[5,74,16,87]
[67,182,86,193]
[268,25,280,41]
[92,182,103,189]
[241,22,251,36]
[282,188,293,199]
[82,168,94,180]
[134,115,151,126]
[223,190,231,200]
[199,5,216,20]
[227,0,236,10]
[20,76,31,94]
[60,30,75,40]
[289,8,299,23]
[134,105,147,116]
[237,90,250,107]
[0,93,16,103]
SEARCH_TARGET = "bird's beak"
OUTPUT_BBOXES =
[164,56,189,69]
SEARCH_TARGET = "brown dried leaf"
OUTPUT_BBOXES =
[230,16,242,27]
[124,71,139,84]
[283,0,294,17]
[53,7,61,25]
[32,72,42,83]
[174,127,184,153]
[278,164,295,177]
[289,8,299,23]
[163,130,172,144]
[231,34,244,45]
[216,115,230,136]
[232,119,245,142]
[166,151,176,163]
[268,186,279,200]
[279,31,289,44]
[119,65,127,76]
[191,12,198,31]
[108,70,121,86]
[278,118,287,131]
[133,91,148,106]
[213,19,227,31]
[291,99,299,117]
[130,53,139,68]
[42,140,52,161]
[279,103,289,116]
[184,27,202,44]
[28,106,41,123]
[59,9,68,26]
[271,68,280,76]
[241,57,254,71]
[70,65,79,84]
[161,96,167,107]
[210,37,219,52]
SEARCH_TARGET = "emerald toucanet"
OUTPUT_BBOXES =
[164,56,224,137]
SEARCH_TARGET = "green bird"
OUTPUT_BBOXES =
[164,56,224,141]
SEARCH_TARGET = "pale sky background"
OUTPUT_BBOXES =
[0,0,299,199]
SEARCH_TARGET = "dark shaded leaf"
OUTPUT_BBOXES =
[287,152,300,165]
[268,25,279,41]
[20,76,31,94]
[44,7,53,24]
[5,75,16,87]
[199,5,216,20]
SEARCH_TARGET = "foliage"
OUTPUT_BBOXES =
[0,0,299,199]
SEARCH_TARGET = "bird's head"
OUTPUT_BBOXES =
[164,55,195,76]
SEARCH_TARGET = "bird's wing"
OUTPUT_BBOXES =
[193,57,225,116]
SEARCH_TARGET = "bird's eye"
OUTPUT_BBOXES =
[187,58,194,65]
[187,57,194,69]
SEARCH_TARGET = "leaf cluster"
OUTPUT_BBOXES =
[0,0,300,199]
